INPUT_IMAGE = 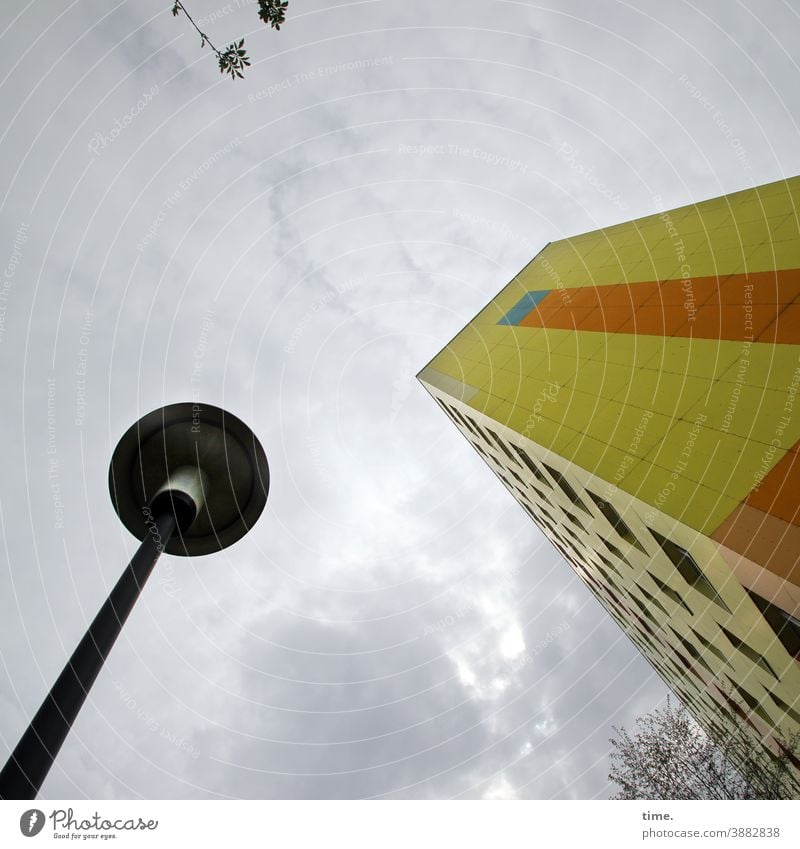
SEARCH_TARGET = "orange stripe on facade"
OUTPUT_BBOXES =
[517,268,800,343]
[746,438,800,527]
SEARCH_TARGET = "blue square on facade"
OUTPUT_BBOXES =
[498,290,551,325]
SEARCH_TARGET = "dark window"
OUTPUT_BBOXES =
[649,529,729,611]
[586,490,646,551]
[730,682,772,724]
[628,593,659,627]
[543,464,590,513]
[596,552,623,577]
[647,572,693,615]
[691,629,730,667]
[719,625,777,678]
[767,690,800,726]
[485,427,521,466]
[746,589,800,658]
[777,742,800,771]
[668,626,714,674]
[564,510,587,532]
[601,537,632,567]
[635,582,670,617]
[510,444,550,485]
[464,416,493,445]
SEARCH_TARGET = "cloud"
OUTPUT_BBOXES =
[3,0,795,800]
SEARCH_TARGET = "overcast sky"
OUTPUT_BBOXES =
[1,0,799,800]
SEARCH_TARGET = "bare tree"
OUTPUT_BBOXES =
[171,1,289,79]
[609,697,800,799]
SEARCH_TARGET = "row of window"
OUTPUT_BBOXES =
[433,393,800,738]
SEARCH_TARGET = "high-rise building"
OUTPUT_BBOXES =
[419,176,800,787]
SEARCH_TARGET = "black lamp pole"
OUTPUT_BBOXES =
[0,503,182,800]
[0,402,269,800]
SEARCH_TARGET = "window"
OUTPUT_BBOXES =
[691,628,730,667]
[668,626,714,674]
[719,625,777,678]
[452,408,483,440]
[649,529,729,611]
[510,443,550,485]
[767,690,800,726]
[593,560,617,588]
[628,593,659,627]
[596,552,623,577]
[485,427,521,466]
[442,402,463,423]
[564,510,587,532]
[746,589,800,658]
[601,537,631,567]
[587,490,646,551]
[777,742,800,771]
[647,571,693,615]
[714,688,751,725]
[543,464,590,513]
[730,682,772,724]
[465,416,493,445]
[635,582,670,617]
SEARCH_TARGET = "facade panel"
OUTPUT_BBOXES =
[420,177,800,789]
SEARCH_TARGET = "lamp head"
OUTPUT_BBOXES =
[109,403,269,556]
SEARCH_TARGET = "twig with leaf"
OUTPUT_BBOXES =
[171,1,289,80]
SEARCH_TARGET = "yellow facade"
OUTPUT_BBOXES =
[419,176,800,788]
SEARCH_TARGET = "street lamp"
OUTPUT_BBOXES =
[0,402,269,800]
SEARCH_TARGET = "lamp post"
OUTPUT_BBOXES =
[0,402,269,800]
